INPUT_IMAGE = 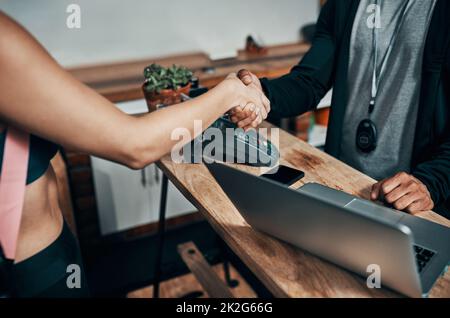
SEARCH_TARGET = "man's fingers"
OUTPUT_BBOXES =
[236,104,257,128]
[392,192,422,211]
[231,102,264,129]
[380,172,409,195]
[237,69,253,85]
[407,197,433,213]
[230,114,245,123]
[238,116,256,129]
[230,109,247,124]
[384,181,415,204]
[229,106,242,115]
[370,181,382,200]
[405,200,427,214]
[231,110,247,120]
[237,113,256,127]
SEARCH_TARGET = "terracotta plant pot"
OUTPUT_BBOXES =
[142,83,191,113]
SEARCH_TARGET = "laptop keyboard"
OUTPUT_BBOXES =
[414,245,435,272]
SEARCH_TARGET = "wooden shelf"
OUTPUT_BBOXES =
[67,42,310,103]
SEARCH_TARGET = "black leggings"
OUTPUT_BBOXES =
[11,222,90,298]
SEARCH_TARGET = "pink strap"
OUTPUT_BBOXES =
[0,128,29,260]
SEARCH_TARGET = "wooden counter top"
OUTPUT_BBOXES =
[157,122,450,298]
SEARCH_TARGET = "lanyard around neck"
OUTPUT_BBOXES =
[369,0,413,114]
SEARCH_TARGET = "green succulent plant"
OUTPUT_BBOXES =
[143,63,193,93]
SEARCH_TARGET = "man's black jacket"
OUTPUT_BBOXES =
[261,0,450,218]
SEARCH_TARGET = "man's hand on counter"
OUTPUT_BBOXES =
[370,172,434,214]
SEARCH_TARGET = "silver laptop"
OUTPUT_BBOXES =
[207,162,450,298]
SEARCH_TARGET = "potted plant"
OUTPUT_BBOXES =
[142,63,193,112]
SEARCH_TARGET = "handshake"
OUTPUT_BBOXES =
[226,69,270,131]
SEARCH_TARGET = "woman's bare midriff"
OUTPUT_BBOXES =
[15,164,64,263]
[0,124,63,263]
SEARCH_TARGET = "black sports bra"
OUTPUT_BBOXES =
[0,129,59,184]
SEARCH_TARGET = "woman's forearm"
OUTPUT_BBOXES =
[0,13,266,168]
[122,79,239,169]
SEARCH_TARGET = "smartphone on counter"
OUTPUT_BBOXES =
[261,165,305,186]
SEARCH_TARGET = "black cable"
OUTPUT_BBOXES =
[153,173,168,298]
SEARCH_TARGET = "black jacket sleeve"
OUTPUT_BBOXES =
[412,54,450,212]
[260,0,336,118]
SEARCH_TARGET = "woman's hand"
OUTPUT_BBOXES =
[221,73,270,131]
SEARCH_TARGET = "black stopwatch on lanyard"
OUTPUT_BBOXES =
[356,0,413,153]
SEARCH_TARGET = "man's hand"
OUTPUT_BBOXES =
[229,69,270,130]
[370,172,434,214]
[237,69,262,91]
[229,104,259,130]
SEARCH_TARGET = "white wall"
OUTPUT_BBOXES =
[0,0,319,67]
